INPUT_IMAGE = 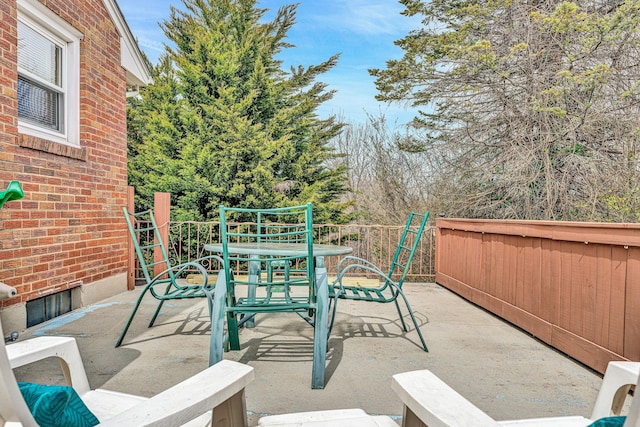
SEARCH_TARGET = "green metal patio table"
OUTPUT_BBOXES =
[204,242,352,389]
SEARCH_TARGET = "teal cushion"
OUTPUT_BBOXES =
[18,382,99,427]
[588,416,626,427]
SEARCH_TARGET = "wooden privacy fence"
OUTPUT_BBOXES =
[436,218,640,375]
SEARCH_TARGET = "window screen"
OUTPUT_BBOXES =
[17,20,64,132]
[18,77,61,130]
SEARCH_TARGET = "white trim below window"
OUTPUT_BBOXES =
[17,0,82,147]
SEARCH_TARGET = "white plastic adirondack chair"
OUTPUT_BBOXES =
[0,282,254,427]
[392,361,640,427]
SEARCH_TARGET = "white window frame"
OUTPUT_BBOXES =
[17,0,82,147]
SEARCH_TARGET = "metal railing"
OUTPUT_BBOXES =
[140,221,436,283]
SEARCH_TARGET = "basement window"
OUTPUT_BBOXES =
[26,289,72,327]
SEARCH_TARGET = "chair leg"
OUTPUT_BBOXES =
[396,290,428,352]
[312,266,329,389]
[115,286,152,347]
[327,297,336,338]
[212,389,249,427]
[207,277,227,366]
[224,333,230,352]
[227,311,241,351]
[394,296,409,332]
[283,264,293,303]
[327,287,342,339]
[265,264,274,300]
[267,262,274,283]
[148,281,175,327]
[148,299,166,327]
[246,258,260,328]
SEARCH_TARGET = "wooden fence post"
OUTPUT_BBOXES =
[154,193,171,279]
[127,186,135,290]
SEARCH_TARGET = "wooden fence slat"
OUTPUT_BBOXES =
[492,234,503,299]
[515,238,526,310]
[529,239,542,318]
[594,245,612,348]
[529,239,547,340]
[581,243,597,343]
[609,246,626,354]
[540,238,554,327]
[469,233,482,290]
[569,243,584,336]
[624,248,640,360]
[557,241,573,332]
[505,235,518,305]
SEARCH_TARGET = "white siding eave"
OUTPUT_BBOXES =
[102,0,153,88]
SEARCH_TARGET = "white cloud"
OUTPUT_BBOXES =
[131,30,166,58]
[309,0,417,36]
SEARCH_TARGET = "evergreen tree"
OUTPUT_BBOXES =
[127,0,350,223]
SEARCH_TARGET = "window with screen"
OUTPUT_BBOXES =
[18,21,64,133]
[17,0,81,147]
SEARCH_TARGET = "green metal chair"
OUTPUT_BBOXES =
[329,211,430,352]
[212,203,316,353]
[116,207,221,347]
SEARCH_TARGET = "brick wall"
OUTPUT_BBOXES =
[0,0,128,308]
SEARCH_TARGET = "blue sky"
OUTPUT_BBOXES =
[118,0,419,125]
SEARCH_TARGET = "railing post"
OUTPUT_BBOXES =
[154,192,171,279]
[127,186,135,290]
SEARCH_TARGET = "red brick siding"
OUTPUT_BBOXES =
[0,0,128,307]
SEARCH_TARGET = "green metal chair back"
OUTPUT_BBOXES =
[220,203,315,301]
[331,211,430,351]
[256,209,309,241]
[257,217,308,282]
[122,208,174,285]
[383,211,429,292]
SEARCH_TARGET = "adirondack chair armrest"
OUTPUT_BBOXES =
[391,369,501,427]
[0,282,16,299]
[7,336,91,395]
[100,360,254,427]
[590,361,640,419]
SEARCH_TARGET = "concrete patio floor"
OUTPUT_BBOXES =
[11,282,604,425]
